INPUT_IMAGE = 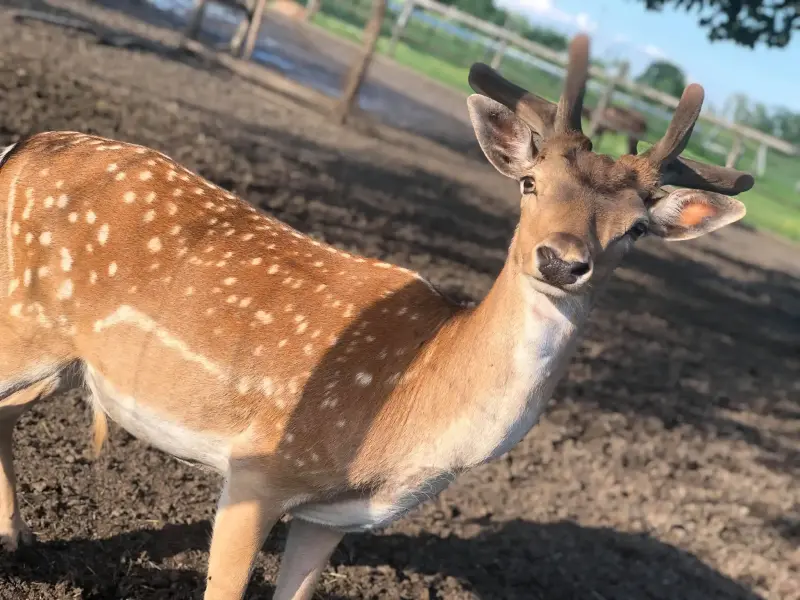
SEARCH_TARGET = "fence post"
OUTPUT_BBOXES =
[490,39,507,69]
[240,0,268,60]
[230,0,255,56]
[305,0,322,21]
[333,0,387,125]
[181,0,209,43]
[587,60,628,139]
[726,134,744,168]
[753,142,768,176]
[388,0,414,58]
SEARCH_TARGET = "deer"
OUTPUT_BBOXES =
[0,33,752,600]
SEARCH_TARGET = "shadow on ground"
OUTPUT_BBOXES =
[4,517,763,600]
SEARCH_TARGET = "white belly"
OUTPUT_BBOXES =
[84,364,231,473]
[290,471,456,533]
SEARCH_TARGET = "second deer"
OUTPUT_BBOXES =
[0,33,752,600]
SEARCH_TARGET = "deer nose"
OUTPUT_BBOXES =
[534,234,592,288]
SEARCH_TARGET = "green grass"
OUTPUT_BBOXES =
[309,9,800,241]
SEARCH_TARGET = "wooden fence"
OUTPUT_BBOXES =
[387,0,796,176]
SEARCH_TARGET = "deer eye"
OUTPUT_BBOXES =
[628,221,649,240]
[520,176,536,195]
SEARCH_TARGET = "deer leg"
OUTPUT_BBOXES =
[203,470,284,600]
[273,518,344,600]
[0,374,61,551]
[628,136,639,155]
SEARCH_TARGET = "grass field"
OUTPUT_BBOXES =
[308,6,800,242]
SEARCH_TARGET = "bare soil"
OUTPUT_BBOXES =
[0,2,797,599]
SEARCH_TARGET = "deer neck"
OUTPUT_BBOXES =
[399,237,594,470]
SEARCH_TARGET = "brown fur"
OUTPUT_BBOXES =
[0,132,461,491]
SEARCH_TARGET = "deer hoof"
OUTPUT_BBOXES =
[0,519,35,552]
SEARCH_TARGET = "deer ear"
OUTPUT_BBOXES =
[467,95,537,179]
[648,188,746,241]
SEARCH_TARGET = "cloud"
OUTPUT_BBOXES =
[497,0,598,32]
[641,44,667,59]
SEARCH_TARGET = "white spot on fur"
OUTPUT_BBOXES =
[57,279,73,300]
[255,311,273,324]
[60,248,73,272]
[355,372,373,386]
[97,224,110,245]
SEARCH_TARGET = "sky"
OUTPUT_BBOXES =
[495,0,800,114]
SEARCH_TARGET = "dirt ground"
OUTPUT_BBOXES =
[0,1,798,599]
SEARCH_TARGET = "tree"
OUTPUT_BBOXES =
[772,108,800,145]
[634,0,798,48]
[635,60,687,97]
[332,0,387,125]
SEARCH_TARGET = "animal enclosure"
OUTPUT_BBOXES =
[0,1,796,600]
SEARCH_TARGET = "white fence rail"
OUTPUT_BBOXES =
[396,0,796,162]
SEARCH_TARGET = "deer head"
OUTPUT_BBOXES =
[466,35,753,296]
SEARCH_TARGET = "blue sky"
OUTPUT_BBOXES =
[496,0,800,113]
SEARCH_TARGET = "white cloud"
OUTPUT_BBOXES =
[642,44,667,59]
[497,0,598,33]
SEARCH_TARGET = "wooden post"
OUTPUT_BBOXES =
[587,60,628,139]
[182,0,210,43]
[230,0,254,56]
[305,0,322,20]
[240,0,268,60]
[490,12,511,70]
[332,0,387,125]
[387,0,414,58]
[490,39,507,70]
[726,134,744,169]
[754,142,768,176]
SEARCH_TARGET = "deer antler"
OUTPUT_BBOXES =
[467,63,557,138]
[469,32,753,196]
[554,34,590,134]
[644,84,704,165]
[642,83,754,194]
[468,34,591,138]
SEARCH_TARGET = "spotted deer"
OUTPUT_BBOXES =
[0,34,752,600]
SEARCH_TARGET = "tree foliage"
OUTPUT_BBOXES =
[732,97,800,145]
[634,0,798,48]
[635,60,687,97]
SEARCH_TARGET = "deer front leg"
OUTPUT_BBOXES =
[273,518,344,600]
[0,421,32,552]
[0,375,60,551]
[204,470,284,600]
